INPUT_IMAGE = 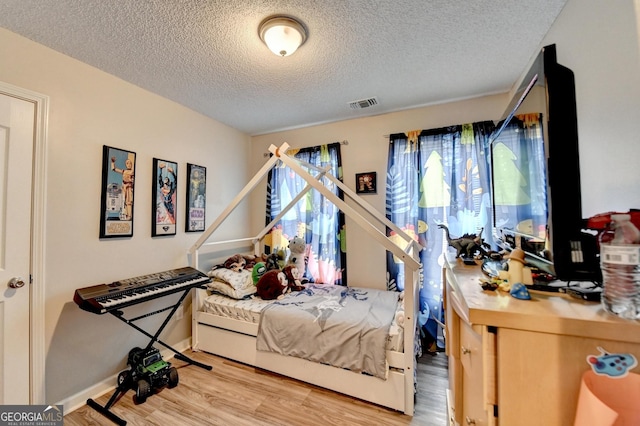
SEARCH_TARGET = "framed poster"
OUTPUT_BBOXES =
[152,158,178,236]
[185,163,206,232]
[356,171,377,194]
[100,145,136,238]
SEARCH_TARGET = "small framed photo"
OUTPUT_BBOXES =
[100,145,136,238]
[185,163,206,232]
[152,158,178,236]
[356,172,377,194]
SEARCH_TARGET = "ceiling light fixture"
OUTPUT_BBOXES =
[258,16,307,57]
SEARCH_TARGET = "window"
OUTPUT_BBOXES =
[265,143,346,285]
[386,123,494,350]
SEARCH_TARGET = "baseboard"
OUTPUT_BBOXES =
[58,338,192,415]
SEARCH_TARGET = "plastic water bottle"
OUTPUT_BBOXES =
[599,214,640,319]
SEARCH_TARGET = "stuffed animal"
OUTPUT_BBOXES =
[276,248,287,268]
[256,269,289,300]
[223,254,246,272]
[264,252,281,271]
[282,265,304,292]
[252,262,267,285]
[242,254,265,271]
[286,237,307,279]
[265,248,286,270]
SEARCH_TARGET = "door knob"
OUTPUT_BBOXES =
[8,277,25,288]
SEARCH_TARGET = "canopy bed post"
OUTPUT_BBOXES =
[403,258,420,415]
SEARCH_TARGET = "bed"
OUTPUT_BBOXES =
[188,143,423,415]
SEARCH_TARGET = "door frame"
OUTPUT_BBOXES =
[0,81,48,404]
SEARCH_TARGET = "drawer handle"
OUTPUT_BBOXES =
[461,346,471,355]
[466,416,476,425]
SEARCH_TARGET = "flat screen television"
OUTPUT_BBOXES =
[489,44,601,283]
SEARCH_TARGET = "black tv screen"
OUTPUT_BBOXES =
[490,44,600,282]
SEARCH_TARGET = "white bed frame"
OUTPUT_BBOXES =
[188,143,423,415]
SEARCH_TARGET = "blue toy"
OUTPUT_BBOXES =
[587,347,638,377]
[509,282,531,300]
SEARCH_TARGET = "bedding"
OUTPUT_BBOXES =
[206,267,255,299]
[201,291,405,351]
[256,284,400,380]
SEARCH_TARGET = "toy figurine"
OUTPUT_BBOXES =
[505,248,533,285]
[438,224,490,259]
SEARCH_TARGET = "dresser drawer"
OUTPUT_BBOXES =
[460,321,485,424]
[444,283,459,358]
[459,321,496,425]
[460,320,482,372]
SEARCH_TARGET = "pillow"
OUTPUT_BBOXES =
[207,268,255,299]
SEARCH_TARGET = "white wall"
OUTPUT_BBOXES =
[541,0,640,216]
[0,28,251,405]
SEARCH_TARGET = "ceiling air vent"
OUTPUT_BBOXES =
[349,97,378,109]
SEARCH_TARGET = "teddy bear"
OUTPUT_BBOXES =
[282,264,304,292]
[256,269,289,300]
[223,254,246,272]
[286,236,307,279]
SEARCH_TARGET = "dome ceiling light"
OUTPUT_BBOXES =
[258,16,308,57]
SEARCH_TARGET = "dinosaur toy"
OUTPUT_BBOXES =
[438,224,490,259]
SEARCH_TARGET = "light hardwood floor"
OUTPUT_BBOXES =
[64,350,449,425]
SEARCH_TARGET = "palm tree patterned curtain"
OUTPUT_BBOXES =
[265,143,346,285]
[386,122,494,350]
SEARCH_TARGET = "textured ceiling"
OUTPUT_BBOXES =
[0,0,567,136]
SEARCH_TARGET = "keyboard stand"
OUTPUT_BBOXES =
[86,285,212,425]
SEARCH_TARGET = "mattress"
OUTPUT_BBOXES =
[202,293,272,323]
[201,291,405,352]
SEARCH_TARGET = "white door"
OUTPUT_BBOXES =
[0,92,34,404]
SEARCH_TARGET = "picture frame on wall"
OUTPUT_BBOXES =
[152,158,178,236]
[355,171,377,194]
[100,145,136,238]
[185,163,206,232]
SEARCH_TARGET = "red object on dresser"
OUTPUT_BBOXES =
[585,209,640,231]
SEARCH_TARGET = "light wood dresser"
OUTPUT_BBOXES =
[443,253,640,426]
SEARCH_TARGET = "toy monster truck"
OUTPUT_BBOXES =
[117,346,179,403]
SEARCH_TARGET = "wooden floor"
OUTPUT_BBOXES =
[64,349,449,426]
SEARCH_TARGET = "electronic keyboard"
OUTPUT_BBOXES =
[73,266,210,314]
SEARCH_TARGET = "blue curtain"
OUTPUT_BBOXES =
[386,123,494,350]
[492,113,548,242]
[265,143,346,285]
